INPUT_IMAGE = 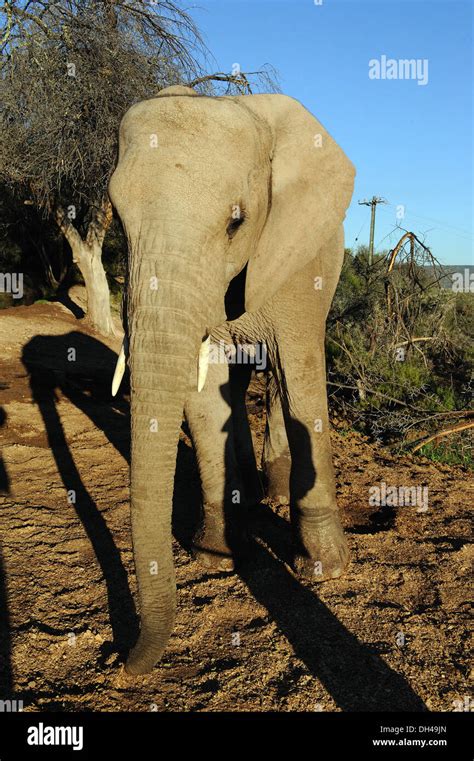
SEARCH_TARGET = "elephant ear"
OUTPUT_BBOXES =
[242,95,355,312]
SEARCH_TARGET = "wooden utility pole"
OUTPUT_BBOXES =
[358,196,387,264]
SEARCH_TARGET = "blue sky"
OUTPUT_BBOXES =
[191,0,473,265]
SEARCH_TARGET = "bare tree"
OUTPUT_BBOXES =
[327,236,472,450]
[0,1,206,333]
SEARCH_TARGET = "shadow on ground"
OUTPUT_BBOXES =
[21,333,137,654]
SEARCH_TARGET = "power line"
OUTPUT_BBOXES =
[353,219,367,247]
[375,225,404,249]
[377,205,471,241]
[381,203,471,238]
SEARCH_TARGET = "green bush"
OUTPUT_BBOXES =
[327,245,473,457]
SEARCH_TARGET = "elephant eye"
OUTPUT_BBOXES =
[226,212,245,239]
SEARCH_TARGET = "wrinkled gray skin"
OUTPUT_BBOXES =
[108,86,355,674]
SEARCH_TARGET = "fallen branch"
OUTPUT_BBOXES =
[387,232,413,274]
[394,337,436,347]
[411,420,474,453]
[403,409,474,431]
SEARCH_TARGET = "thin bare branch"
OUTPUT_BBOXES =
[411,420,474,453]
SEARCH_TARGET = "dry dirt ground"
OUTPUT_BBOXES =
[0,302,472,712]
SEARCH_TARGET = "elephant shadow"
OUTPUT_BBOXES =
[215,382,425,712]
[0,544,13,701]
[233,511,426,711]
[21,332,137,654]
[0,406,10,495]
[0,405,13,700]
[17,332,425,710]
[0,542,12,701]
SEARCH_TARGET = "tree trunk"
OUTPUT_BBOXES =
[71,239,116,335]
[55,198,116,336]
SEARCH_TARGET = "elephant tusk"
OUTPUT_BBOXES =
[197,336,211,393]
[111,337,128,397]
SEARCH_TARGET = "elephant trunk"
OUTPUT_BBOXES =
[125,234,209,674]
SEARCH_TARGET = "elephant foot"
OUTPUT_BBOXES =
[293,511,350,582]
[191,503,248,573]
[264,455,290,505]
[192,546,236,573]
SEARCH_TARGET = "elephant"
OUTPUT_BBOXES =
[108,85,355,674]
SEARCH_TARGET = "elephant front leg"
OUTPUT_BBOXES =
[278,345,349,582]
[263,370,291,504]
[184,358,247,572]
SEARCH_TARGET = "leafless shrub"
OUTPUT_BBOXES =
[327,235,473,456]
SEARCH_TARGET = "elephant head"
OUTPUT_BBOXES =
[108,85,355,674]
